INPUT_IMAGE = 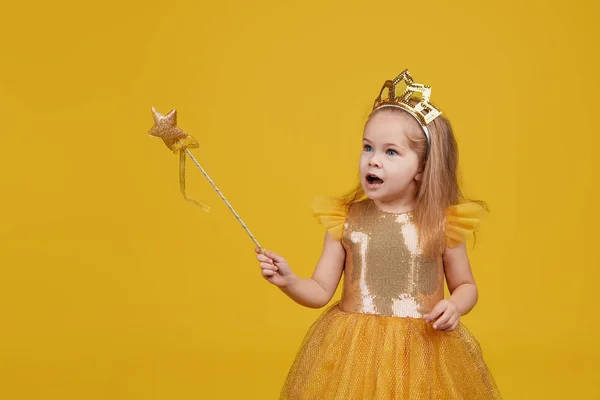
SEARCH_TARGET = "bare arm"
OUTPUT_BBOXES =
[442,242,479,316]
[257,232,345,308]
[424,242,480,332]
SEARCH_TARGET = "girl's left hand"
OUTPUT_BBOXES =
[423,299,460,332]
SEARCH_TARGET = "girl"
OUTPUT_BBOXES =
[255,70,502,399]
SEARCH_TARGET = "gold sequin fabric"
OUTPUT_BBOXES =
[339,199,443,318]
[280,199,502,399]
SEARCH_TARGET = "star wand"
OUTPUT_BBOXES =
[148,107,262,251]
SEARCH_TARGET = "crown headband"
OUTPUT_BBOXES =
[372,70,442,152]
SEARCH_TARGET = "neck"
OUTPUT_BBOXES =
[373,196,417,214]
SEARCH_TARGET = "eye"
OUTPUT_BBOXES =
[386,149,398,156]
[363,144,373,152]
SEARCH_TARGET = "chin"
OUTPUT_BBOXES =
[362,186,386,200]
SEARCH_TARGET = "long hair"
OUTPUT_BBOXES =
[340,103,487,260]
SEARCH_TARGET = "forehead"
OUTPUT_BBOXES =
[363,110,420,144]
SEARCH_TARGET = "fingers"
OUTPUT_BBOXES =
[433,310,452,329]
[423,300,460,331]
[261,249,285,263]
[255,248,284,282]
[256,253,273,263]
[261,268,277,277]
[423,303,445,323]
[441,319,459,332]
[256,253,278,272]
[432,308,459,331]
[440,315,460,332]
[260,262,278,272]
[255,248,285,264]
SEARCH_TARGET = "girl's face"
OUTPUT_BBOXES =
[360,110,423,208]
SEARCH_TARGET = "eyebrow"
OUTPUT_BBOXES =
[363,138,404,149]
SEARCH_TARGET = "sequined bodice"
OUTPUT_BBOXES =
[339,199,444,318]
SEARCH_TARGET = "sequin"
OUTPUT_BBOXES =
[340,199,442,318]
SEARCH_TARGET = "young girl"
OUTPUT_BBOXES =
[255,70,502,399]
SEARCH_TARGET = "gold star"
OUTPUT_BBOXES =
[148,107,199,152]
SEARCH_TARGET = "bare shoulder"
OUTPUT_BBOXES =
[443,241,468,261]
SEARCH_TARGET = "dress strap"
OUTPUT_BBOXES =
[445,202,487,248]
[311,196,348,241]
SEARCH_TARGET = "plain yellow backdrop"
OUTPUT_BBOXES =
[0,0,598,398]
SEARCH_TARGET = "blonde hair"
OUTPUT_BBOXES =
[341,103,487,260]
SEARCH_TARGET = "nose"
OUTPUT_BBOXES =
[368,153,382,168]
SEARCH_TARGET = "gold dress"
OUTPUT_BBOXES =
[280,197,502,400]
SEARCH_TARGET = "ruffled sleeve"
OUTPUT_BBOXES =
[311,196,348,241]
[445,202,487,248]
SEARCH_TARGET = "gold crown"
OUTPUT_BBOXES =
[372,69,442,126]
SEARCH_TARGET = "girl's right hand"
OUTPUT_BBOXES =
[255,248,296,289]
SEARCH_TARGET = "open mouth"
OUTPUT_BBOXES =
[366,174,384,187]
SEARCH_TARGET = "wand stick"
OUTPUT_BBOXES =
[183,147,262,250]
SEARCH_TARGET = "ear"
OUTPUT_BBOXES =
[414,170,423,182]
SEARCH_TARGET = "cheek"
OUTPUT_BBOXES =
[358,154,368,168]
[406,155,421,173]
[391,160,417,181]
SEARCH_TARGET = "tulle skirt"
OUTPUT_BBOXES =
[280,301,502,400]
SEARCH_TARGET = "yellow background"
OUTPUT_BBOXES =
[1,0,597,398]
